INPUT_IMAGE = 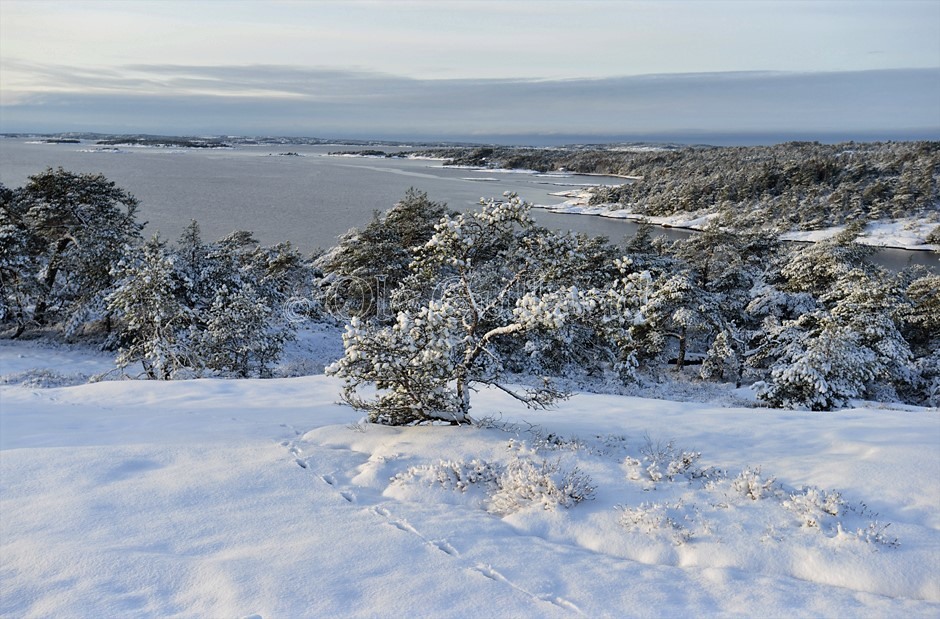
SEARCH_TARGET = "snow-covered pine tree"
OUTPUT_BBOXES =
[756,318,877,411]
[107,235,197,379]
[0,183,41,336]
[754,268,914,410]
[109,224,307,379]
[640,270,711,370]
[780,223,876,295]
[316,189,451,320]
[189,230,301,377]
[199,280,286,378]
[700,329,742,386]
[822,269,914,399]
[900,273,940,406]
[329,194,653,425]
[13,168,143,332]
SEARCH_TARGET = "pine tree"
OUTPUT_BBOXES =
[107,235,196,379]
[901,274,940,406]
[316,189,450,320]
[781,223,875,295]
[0,184,41,336]
[756,319,877,411]
[190,230,300,377]
[15,168,143,332]
[108,224,306,379]
[754,269,915,410]
[329,195,653,424]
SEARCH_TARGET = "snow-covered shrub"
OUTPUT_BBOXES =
[489,458,595,515]
[392,454,595,515]
[926,224,940,245]
[0,368,89,388]
[618,454,900,549]
[852,521,900,548]
[508,432,587,455]
[618,500,695,545]
[731,466,780,501]
[624,436,720,484]
[391,459,502,493]
[782,486,844,528]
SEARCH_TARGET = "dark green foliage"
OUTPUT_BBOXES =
[421,141,940,233]
[0,168,143,336]
[316,188,452,319]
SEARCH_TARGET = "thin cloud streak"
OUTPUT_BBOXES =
[1,63,938,142]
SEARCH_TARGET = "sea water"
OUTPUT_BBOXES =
[1,138,935,272]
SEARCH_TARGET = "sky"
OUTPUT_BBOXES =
[1,0,939,143]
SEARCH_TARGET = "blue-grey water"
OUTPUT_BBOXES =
[1,138,935,272]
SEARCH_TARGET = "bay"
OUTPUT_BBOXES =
[0,140,647,249]
[1,138,935,272]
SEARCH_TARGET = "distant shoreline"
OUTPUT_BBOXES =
[535,190,939,254]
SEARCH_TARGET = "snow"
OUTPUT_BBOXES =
[536,194,940,252]
[782,218,940,252]
[2,339,939,617]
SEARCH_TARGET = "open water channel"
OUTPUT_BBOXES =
[1,139,935,272]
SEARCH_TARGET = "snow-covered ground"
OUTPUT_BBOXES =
[1,338,938,617]
[537,190,940,252]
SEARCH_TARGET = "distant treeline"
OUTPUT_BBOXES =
[415,142,940,233]
[95,137,232,148]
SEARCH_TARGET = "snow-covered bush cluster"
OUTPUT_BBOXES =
[1,169,313,379]
[107,222,310,378]
[617,448,900,549]
[326,192,937,417]
[623,436,721,485]
[391,424,899,550]
[391,454,595,515]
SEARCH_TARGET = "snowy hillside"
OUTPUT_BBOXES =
[2,340,938,617]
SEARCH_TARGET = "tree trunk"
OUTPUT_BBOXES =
[676,326,687,371]
[33,237,72,325]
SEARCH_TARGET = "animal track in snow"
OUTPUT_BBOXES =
[431,539,458,556]
[473,564,584,615]
[281,436,581,614]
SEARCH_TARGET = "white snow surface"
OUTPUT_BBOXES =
[2,340,939,618]
[536,191,940,252]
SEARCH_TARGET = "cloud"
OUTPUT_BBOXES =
[2,62,938,142]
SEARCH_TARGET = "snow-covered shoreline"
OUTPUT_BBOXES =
[535,189,940,252]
